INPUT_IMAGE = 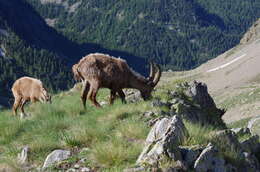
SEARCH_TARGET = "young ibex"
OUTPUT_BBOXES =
[72,53,161,108]
[11,77,51,117]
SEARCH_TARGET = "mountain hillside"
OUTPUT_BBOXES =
[26,0,260,70]
[161,18,260,123]
[0,0,146,107]
[0,0,78,106]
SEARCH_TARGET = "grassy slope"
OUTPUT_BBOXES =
[0,89,152,171]
[0,79,252,171]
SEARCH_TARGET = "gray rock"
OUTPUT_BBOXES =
[170,81,226,128]
[225,164,238,172]
[126,91,142,103]
[137,115,188,166]
[79,158,88,164]
[212,130,242,155]
[42,150,71,169]
[168,97,183,105]
[162,161,187,172]
[162,167,179,172]
[66,168,76,172]
[241,152,260,172]
[231,127,251,136]
[168,91,179,99]
[147,117,163,127]
[17,146,29,164]
[194,143,226,172]
[151,99,169,107]
[123,166,145,172]
[142,111,155,118]
[100,101,107,106]
[185,81,216,109]
[81,167,91,172]
[248,116,260,134]
[74,164,80,169]
[241,135,260,153]
[179,145,203,167]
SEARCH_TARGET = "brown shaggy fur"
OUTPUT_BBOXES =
[72,53,161,108]
[11,77,51,116]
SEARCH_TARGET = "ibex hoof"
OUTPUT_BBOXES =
[20,113,30,119]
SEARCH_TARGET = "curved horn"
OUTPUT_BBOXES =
[152,63,162,87]
[148,61,155,81]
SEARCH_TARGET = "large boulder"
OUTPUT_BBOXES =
[185,81,216,109]
[241,152,260,172]
[169,81,226,128]
[194,143,226,172]
[179,145,204,168]
[212,130,242,154]
[241,135,260,153]
[137,115,188,166]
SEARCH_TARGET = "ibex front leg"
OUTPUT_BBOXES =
[117,89,126,104]
[109,90,116,105]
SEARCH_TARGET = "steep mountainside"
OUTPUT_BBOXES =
[26,0,260,70]
[0,0,76,106]
[0,0,146,107]
[161,18,260,123]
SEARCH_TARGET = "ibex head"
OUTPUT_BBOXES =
[140,62,162,100]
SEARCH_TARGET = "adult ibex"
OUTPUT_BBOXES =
[12,77,51,117]
[72,53,161,108]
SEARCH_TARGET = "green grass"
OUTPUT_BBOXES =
[251,120,260,137]
[182,120,216,146]
[227,117,251,129]
[0,89,152,170]
[219,88,260,109]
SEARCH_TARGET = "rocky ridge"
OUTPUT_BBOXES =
[125,81,260,172]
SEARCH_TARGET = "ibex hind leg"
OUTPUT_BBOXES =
[12,96,22,116]
[20,99,28,118]
[81,81,90,109]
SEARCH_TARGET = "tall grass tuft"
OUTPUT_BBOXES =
[183,120,216,146]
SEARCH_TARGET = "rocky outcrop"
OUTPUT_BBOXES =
[241,135,260,153]
[179,146,203,168]
[164,81,226,128]
[212,130,242,154]
[137,115,188,166]
[194,143,226,172]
